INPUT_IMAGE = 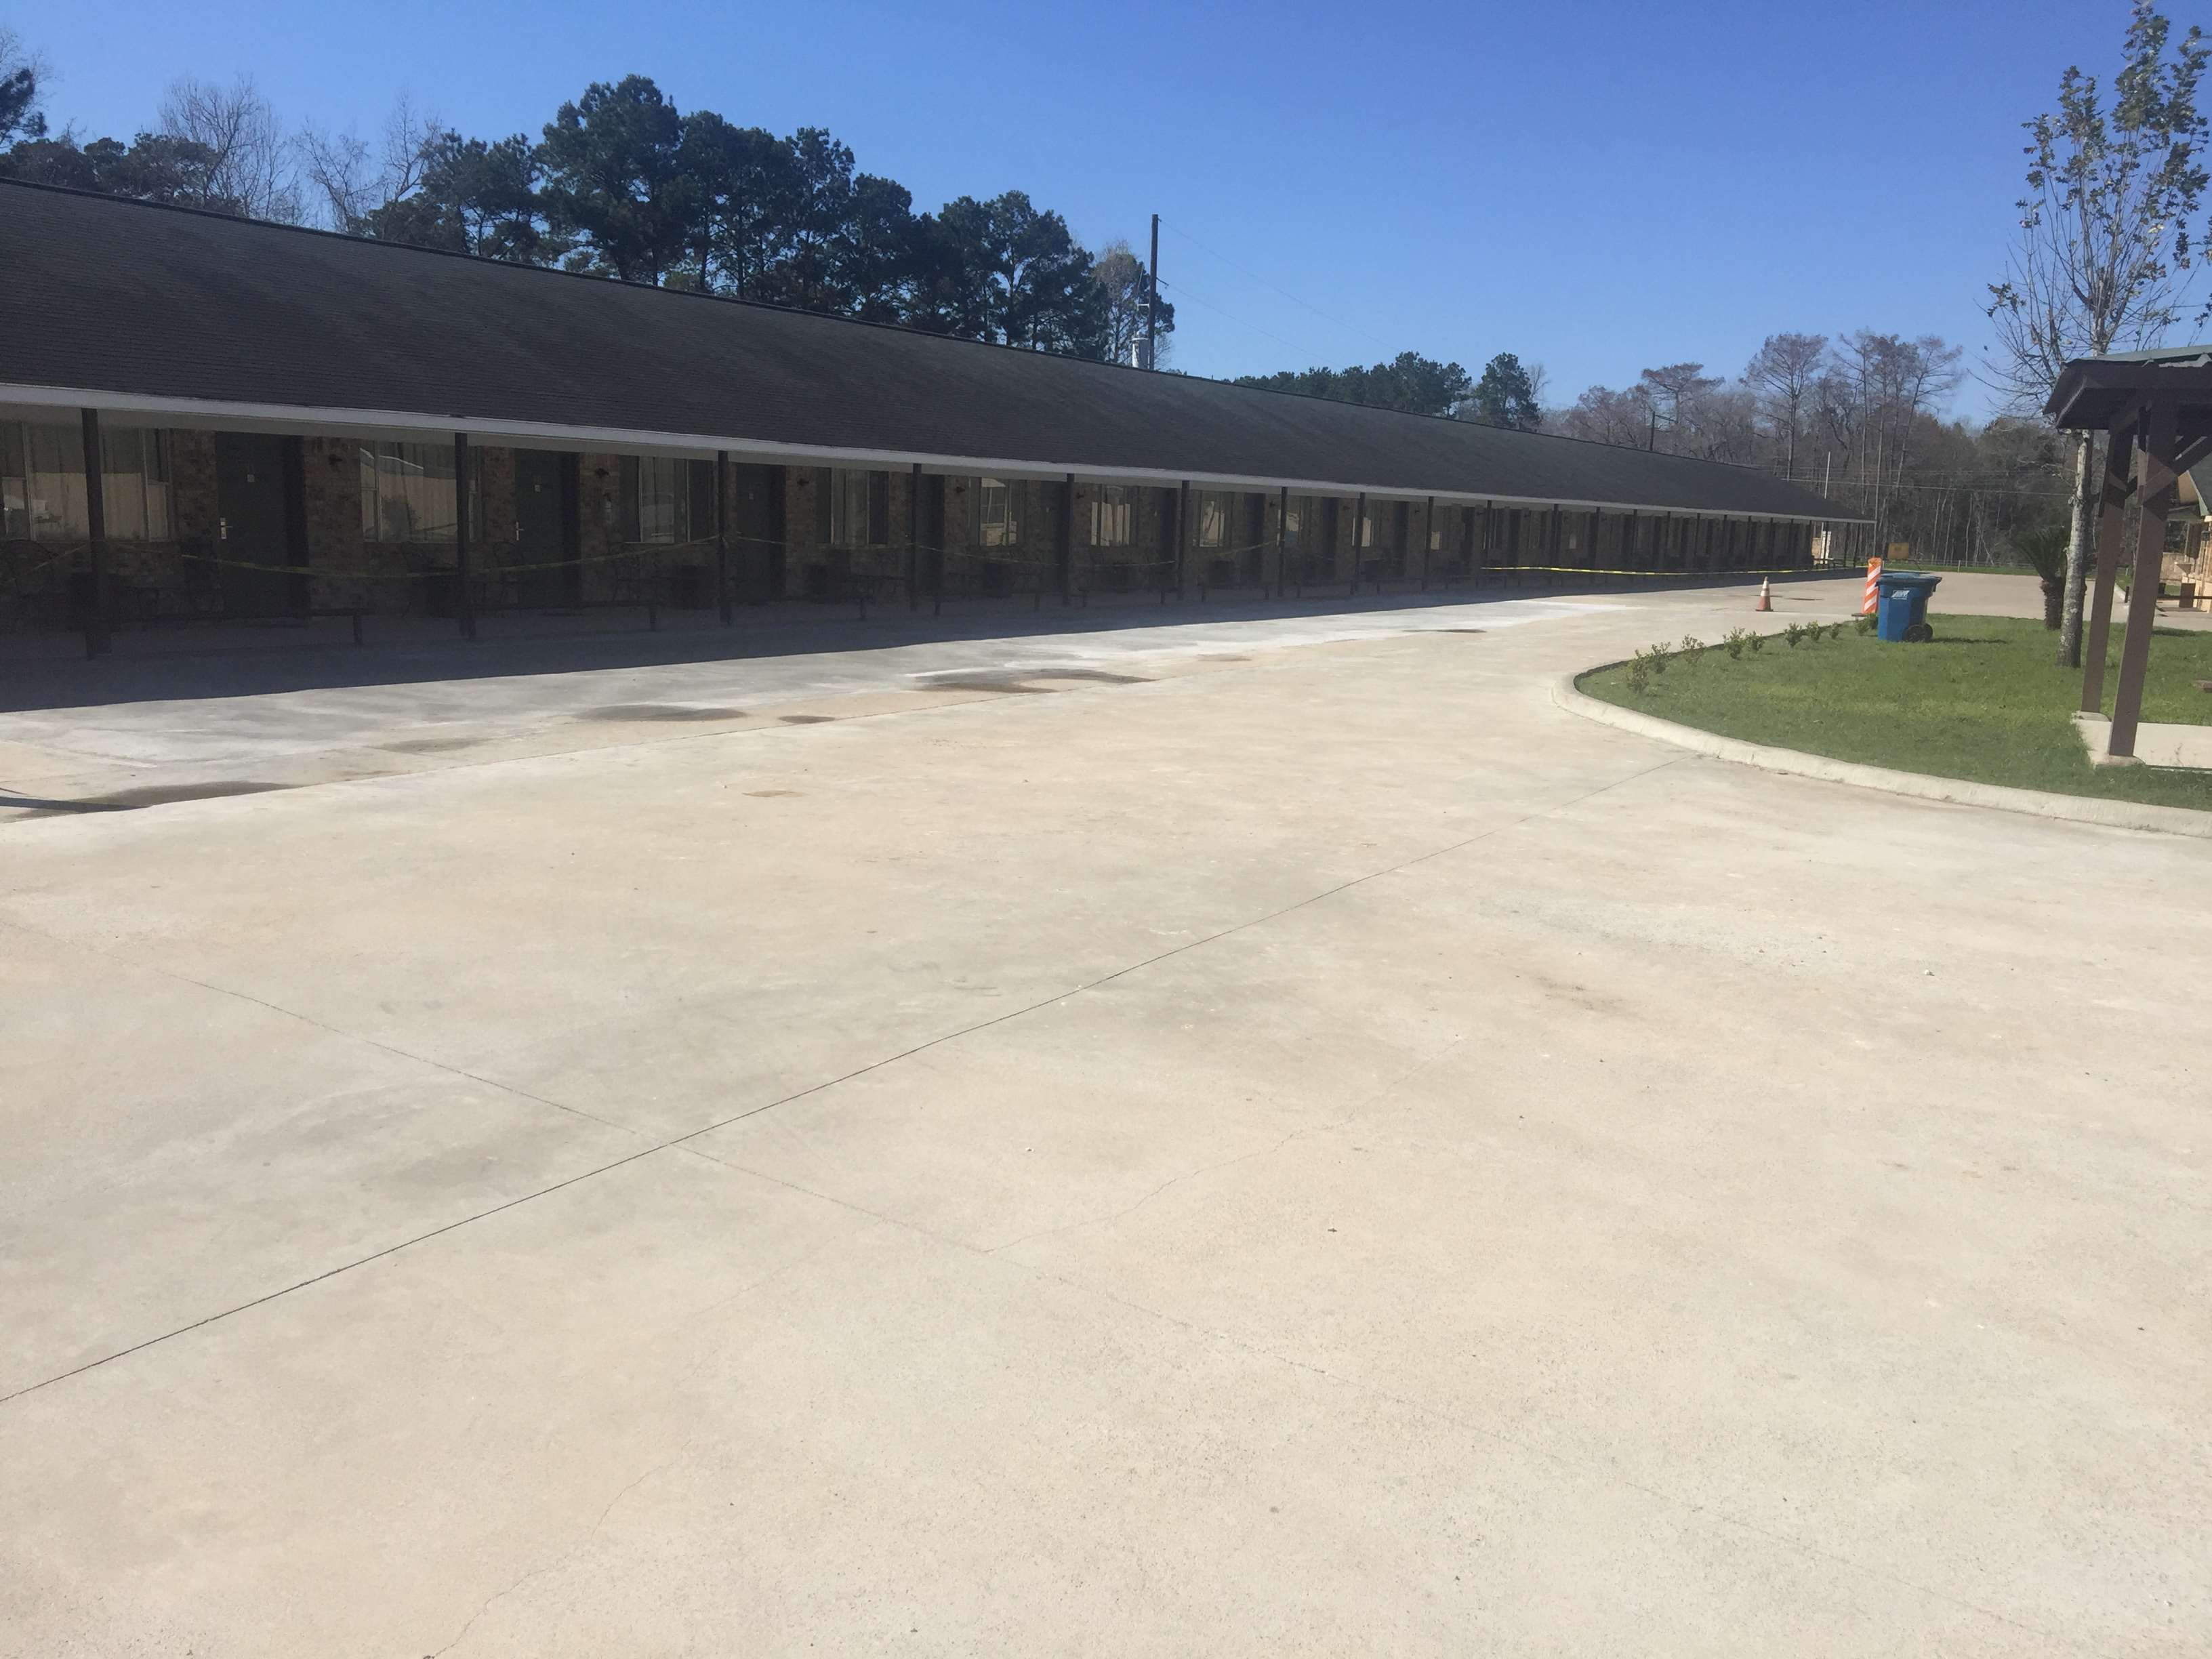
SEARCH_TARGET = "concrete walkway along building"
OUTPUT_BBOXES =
[1,180,1853,655]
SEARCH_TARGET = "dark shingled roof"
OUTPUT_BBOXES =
[2045,344,2212,432]
[2,180,1851,520]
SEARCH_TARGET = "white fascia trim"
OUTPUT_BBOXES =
[0,383,1869,526]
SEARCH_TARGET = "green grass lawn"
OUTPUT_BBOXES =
[1579,613,2212,812]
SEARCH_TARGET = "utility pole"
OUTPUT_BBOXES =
[1145,213,1160,371]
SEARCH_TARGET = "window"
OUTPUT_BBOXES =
[977,477,1020,548]
[818,467,889,547]
[620,455,713,544]
[1089,484,1134,547]
[1429,504,1460,554]
[1,422,172,543]
[1197,490,1231,548]
[1282,495,1309,552]
[360,441,489,544]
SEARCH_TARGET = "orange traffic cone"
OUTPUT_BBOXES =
[1755,578,1772,612]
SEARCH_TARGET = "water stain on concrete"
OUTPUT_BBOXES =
[7,781,291,816]
[778,715,835,725]
[380,737,484,754]
[926,668,1148,695]
[577,704,746,722]
[745,788,802,798]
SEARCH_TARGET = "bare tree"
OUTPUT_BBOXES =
[1743,332,1828,478]
[1521,359,1551,410]
[1987,1,2208,665]
[1092,239,1172,367]
[1559,383,1650,449]
[298,95,440,232]
[158,74,301,221]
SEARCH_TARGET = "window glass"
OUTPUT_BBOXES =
[361,441,459,543]
[827,467,889,546]
[1088,484,1134,547]
[0,424,175,542]
[0,422,23,538]
[977,478,1019,547]
[1429,504,1459,553]
[617,455,712,544]
[1282,495,1307,551]
[26,423,88,542]
[1197,491,1229,548]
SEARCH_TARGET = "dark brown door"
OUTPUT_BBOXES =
[513,449,579,607]
[731,463,783,599]
[214,432,304,617]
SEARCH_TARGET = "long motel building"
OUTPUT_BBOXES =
[0,180,1853,648]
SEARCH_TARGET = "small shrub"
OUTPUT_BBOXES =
[1854,613,1875,636]
[1746,629,1766,655]
[1722,628,1748,660]
[1678,634,1706,668]
[1782,621,1806,649]
[1646,642,1671,675]
[1625,653,1652,695]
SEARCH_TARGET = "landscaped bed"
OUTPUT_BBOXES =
[1578,613,2212,813]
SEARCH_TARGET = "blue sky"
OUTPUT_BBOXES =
[19,0,2169,418]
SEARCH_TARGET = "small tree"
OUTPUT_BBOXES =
[1471,352,1542,430]
[1987,1,2208,668]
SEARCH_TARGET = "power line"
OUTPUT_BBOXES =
[1158,218,1396,357]
[1154,274,1317,359]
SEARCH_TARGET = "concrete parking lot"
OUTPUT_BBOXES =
[2,576,2205,1656]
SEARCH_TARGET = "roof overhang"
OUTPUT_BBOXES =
[0,382,1868,524]
[2045,349,2212,432]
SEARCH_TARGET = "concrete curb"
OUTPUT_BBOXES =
[1551,668,2212,841]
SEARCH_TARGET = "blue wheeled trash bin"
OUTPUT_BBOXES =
[1875,571,1941,642]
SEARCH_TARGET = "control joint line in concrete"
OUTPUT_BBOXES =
[0,755,1679,1409]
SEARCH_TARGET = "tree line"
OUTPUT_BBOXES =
[1231,352,1546,430]
[0,48,1174,363]
[1545,331,2081,567]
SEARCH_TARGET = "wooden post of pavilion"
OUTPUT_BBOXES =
[2108,396,2182,760]
[2079,417,2139,715]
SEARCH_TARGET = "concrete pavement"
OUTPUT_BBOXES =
[1,575,2205,1656]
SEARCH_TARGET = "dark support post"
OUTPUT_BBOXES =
[2109,398,2179,759]
[1058,472,1074,605]
[1351,491,1366,596]
[907,462,922,612]
[2081,419,2137,714]
[1420,495,1434,590]
[79,407,110,657]
[1274,485,1287,599]
[1177,478,1191,601]
[453,431,476,640]
[715,449,732,625]
[1591,507,1603,582]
